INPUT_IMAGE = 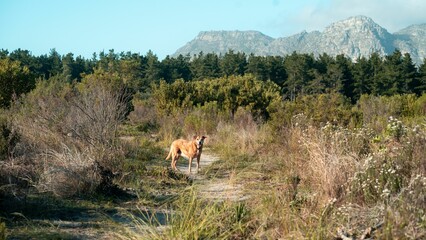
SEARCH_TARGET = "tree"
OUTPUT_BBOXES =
[190,52,221,80]
[369,52,385,95]
[62,53,77,82]
[143,50,161,85]
[172,54,192,81]
[246,54,268,81]
[202,53,221,79]
[266,56,286,86]
[417,58,426,94]
[0,49,8,59]
[151,75,281,119]
[0,58,34,108]
[334,54,354,100]
[400,53,419,94]
[382,50,404,95]
[352,56,373,100]
[9,49,38,73]
[283,52,315,100]
[160,54,192,83]
[220,50,247,77]
[48,48,63,77]
[117,52,145,91]
[97,49,119,72]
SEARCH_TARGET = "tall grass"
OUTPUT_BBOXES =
[134,188,251,240]
[201,110,426,238]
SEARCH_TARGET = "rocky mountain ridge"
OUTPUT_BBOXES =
[173,16,426,64]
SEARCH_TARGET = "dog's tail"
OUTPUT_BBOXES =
[165,148,172,161]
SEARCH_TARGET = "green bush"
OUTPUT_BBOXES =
[152,75,281,120]
[357,93,426,133]
[183,101,221,135]
[268,92,356,130]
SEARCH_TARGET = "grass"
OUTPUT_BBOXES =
[0,132,193,239]
[0,192,135,239]
[176,116,426,239]
[2,109,425,239]
[135,187,252,240]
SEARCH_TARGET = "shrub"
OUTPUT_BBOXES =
[127,98,159,133]
[212,108,264,158]
[357,94,426,133]
[183,101,221,135]
[384,174,426,238]
[385,116,407,141]
[10,73,130,197]
[349,124,426,204]
[268,92,356,131]
[349,154,404,204]
[152,75,281,120]
[157,114,184,145]
[297,124,369,202]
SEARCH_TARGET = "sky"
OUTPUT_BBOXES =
[1,0,425,60]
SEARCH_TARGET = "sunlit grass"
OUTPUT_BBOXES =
[134,187,251,240]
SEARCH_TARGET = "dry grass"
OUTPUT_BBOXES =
[133,187,251,240]
[297,125,362,202]
[201,114,426,239]
[36,145,100,197]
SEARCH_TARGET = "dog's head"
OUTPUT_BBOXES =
[193,135,207,149]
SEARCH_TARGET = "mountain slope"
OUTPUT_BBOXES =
[173,16,426,64]
[173,30,273,57]
[393,24,426,64]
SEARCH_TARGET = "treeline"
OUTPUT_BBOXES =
[1,48,426,108]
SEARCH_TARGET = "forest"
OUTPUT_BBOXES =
[1,48,425,107]
[0,48,425,239]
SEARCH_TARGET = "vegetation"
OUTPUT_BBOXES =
[0,48,425,239]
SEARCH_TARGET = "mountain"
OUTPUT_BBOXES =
[393,24,426,64]
[172,16,426,64]
[173,30,273,56]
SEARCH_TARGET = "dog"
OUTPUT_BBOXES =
[165,135,207,173]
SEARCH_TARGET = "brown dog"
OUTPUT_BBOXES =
[165,136,207,173]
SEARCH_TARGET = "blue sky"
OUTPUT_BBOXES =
[1,0,425,59]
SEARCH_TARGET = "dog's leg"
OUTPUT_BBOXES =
[173,157,178,170]
[188,157,193,173]
[196,156,200,172]
[171,152,178,170]
[171,156,175,170]
[175,153,181,171]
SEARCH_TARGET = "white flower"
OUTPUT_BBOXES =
[382,188,390,196]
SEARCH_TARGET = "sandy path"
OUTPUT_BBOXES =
[175,149,246,201]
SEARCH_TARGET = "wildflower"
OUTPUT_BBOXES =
[382,188,390,197]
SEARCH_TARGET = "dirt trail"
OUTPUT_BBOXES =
[175,149,246,201]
